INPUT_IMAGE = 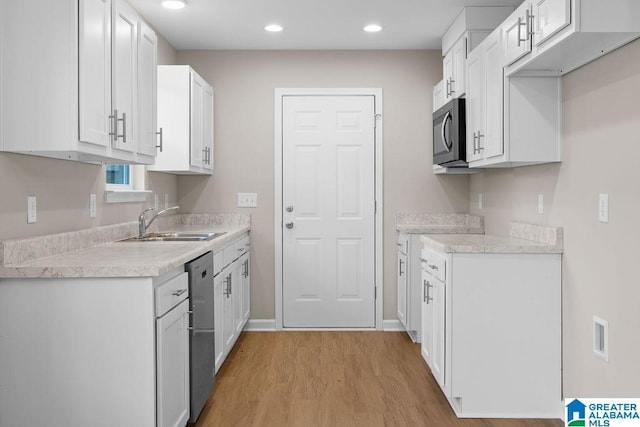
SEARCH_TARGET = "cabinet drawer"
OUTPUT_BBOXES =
[425,251,446,282]
[155,272,189,317]
[397,233,409,255]
[234,236,250,258]
[214,250,224,276]
[223,244,235,268]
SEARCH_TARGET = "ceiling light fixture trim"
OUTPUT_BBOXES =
[162,0,187,10]
[363,24,383,32]
[265,24,284,32]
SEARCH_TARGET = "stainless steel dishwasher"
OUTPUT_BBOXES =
[185,251,215,424]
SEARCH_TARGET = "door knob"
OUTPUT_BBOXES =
[286,205,294,213]
[285,222,294,229]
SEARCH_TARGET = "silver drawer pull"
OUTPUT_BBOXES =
[172,289,187,297]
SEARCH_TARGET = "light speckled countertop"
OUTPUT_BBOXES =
[396,213,484,234]
[420,222,563,254]
[0,214,250,279]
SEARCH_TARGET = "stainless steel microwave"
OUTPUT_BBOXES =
[433,98,466,167]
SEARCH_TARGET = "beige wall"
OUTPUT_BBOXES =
[175,50,470,320]
[0,34,179,241]
[469,39,640,396]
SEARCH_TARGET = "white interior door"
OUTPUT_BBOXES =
[282,95,376,328]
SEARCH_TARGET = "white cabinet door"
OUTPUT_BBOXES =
[78,0,112,148]
[202,84,214,171]
[190,72,205,168]
[137,21,158,158]
[156,299,190,427]
[430,277,446,389]
[111,0,138,153]
[482,31,504,160]
[232,259,244,336]
[533,0,570,46]
[222,271,235,355]
[241,254,251,325]
[451,37,467,98]
[397,251,408,329]
[432,80,444,112]
[442,51,454,102]
[214,271,225,374]
[465,47,484,163]
[502,1,533,66]
[420,270,433,366]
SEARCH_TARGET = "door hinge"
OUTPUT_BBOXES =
[374,113,381,129]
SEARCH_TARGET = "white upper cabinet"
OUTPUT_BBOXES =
[502,1,533,66]
[150,65,214,175]
[503,0,640,75]
[137,21,159,158]
[0,0,157,164]
[466,27,562,168]
[438,7,514,104]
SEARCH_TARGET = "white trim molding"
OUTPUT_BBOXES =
[244,319,277,331]
[383,319,404,331]
[274,88,384,331]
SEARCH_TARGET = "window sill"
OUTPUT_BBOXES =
[104,189,152,204]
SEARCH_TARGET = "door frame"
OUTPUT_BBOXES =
[274,88,383,330]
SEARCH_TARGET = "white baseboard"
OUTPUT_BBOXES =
[383,319,404,331]
[244,318,404,332]
[244,319,276,331]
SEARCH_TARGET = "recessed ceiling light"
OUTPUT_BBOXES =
[265,24,284,32]
[162,0,187,9]
[363,24,382,33]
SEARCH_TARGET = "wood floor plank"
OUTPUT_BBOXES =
[193,331,563,427]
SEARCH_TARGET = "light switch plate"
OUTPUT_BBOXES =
[27,196,37,223]
[238,193,258,208]
[538,194,544,214]
[599,194,609,223]
[89,194,97,218]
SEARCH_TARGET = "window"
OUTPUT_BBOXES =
[106,165,132,189]
[104,164,151,203]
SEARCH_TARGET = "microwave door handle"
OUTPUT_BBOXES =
[441,111,452,152]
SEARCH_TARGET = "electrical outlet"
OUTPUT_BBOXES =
[478,193,483,209]
[599,194,609,223]
[593,316,609,362]
[89,194,97,218]
[154,194,159,210]
[538,194,544,214]
[27,196,37,224]
[164,193,169,209]
[238,193,258,208]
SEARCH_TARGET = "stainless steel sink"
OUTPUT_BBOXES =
[120,231,226,242]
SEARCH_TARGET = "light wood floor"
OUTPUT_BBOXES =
[194,332,563,427]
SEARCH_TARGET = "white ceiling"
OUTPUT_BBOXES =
[127,0,523,50]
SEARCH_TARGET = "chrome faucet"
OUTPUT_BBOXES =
[138,206,180,237]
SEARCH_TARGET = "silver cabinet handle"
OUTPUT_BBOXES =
[109,110,117,142]
[156,128,163,152]
[172,288,187,297]
[428,264,438,271]
[473,131,479,154]
[285,222,294,229]
[445,79,451,97]
[477,132,485,151]
[424,280,433,304]
[526,9,533,40]
[121,112,127,143]
[449,78,455,95]
[399,259,405,276]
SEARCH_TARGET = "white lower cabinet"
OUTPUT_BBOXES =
[213,234,250,374]
[156,299,190,427]
[397,233,424,342]
[0,268,193,427]
[420,245,562,418]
